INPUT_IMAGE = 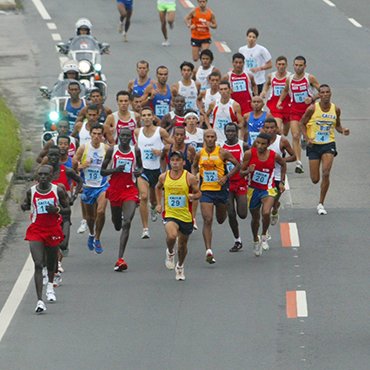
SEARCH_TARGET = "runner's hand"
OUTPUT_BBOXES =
[343,128,350,136]
[278,183,285,194]
[46,205,59,214]
[156,204,162,214]
[218,175,228,186]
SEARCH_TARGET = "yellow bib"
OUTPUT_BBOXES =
[199,146,225,191]
[307,103,337,145]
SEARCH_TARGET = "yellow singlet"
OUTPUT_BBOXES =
[307,102,337,145]
[199,146,225,191]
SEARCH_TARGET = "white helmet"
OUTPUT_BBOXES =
[63,60,79,74]
[75,18,92,35]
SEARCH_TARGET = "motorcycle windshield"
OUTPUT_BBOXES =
[69,36,100,62]
[50,80,86,98]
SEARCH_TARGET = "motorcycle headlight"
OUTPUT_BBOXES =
[48,111,59,122]
[79,60,91,74]
[94,63,102,72]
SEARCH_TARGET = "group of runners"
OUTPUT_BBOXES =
[23,0,351,313]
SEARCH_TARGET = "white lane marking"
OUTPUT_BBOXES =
[0,254,33,342]
[284,175,290,190]
[348,18,362,28]
[47,22,57,30]
[31,0,51,20]
[219,42,231,53]
[59,56,69,68]
[52,33,62,41]
[183,0,195,8]
[289,222,300,247]
[322,0,335,6]
[296,290,308,317]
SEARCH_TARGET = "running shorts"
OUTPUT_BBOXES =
[200,188,228,205]
[117,0,133,11]
[164,217,193,236]
[106,184,139,207]
[140,168,161,189]
[25,222,64,247]
[81,183,109,205]
[229,179,247,196]
[157,1,176,12]
[191,38,212,47]
[306,142,337,160]
[247,187,277,209]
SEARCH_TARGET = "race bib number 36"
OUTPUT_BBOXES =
[155,104,169,117]
[204,170,218,182]
[168,195,186,208]
[252,170,269,185]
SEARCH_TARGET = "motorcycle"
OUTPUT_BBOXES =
[57,35,110,99]
[39,79,87,146]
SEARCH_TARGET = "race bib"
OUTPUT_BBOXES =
[116,158,133,173]
[232,80,247,92]
[293,91,308,103]
[246,58,257,69]
[168,195,186,208]
[315,131,329,143]
[86,168,101,181]
[185,99,196,110]
[252,170,269,185]
[226,162,235,173]
[273,85,284,96]
[216,118,229,130]
[36,198,55,214]
[143,149,155,161]
[155,103,169,117]
[249,131,259,144]
[204,170,218,182]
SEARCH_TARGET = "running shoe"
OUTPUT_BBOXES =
[295,162,304,174]
[114,258,128,272]
[42,267,48,286]
[141,228,150,239]
[35,300,46,314]
[77,219,88,234]
[165,249,175,270]
[206,249,216,264]
[58,261,64,273]
[87,234,95,251]
[162,40,170,47]
[253,236,262,257]
[317,203,327,215]
[301,135,307,150]
[123,32,128,42]
[175,263,185,281]
[46,283,56,302]
[261,235,270,251]
[193,218,198,231]
[270,210,279,226]
[151,207,158,222]
[266,230,272,241]
[53,272,62,288]
[118,22,123,33]
[229,241,243,252]
[94,240,104,254]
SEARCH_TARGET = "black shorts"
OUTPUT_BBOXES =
[191,38,212,47]
[140,168,161,188]
[164,218,193,236]
[306,142,337,160]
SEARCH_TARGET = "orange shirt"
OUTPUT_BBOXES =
[191,7,213,40]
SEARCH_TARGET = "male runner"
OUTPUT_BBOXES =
[161,95,186,134]
[192,129,240,263]
[156,151,201,280]
[117,0,133,42]
[101,128,143,271]
[194,49,220,92]
[241,133,286,255]
[300,84,350,215]
[64,81,86,134]
[71,104,100,146]
[157,0,176,46]
[22,165,69,313]
[127,60,152,97]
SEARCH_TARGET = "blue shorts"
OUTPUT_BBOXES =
[117,0,133,10]
[247,187,277,209]
[81,183,109,205]
[306,142,337,160]
[200,189,228,205]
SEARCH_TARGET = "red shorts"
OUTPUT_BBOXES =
[25,222,64,247]
[290,105,309,122]
[229,179,248,195]
[106,184,139,207]
[270,110,290,124]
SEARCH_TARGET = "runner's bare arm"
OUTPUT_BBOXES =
[100,147,115,177]
[220,149,241,183]
[21,189,31,211]
[275,153,287,193]
[209,12,217,29]
[260,74,272,98]
[281,137,296,163]
[103,114,115,145]
[334,107,349,135]
[36,140,53,164]
[277,80,290,109]
[184,10,195,28]
[300,105,315,143]
[192,151,201,176]
[75,106,87,123]
[187,173,201,201]
[249,74,258,96]
[155,173,166,213]
[240,150,253,176]
[160,128,174,145]
[71,121,82,138]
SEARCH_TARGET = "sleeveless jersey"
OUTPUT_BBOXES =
[64,98,86,133]
[137,126,164,170]
[222,140,244,183]
[151,83,172,119]
[191,7,212,40]
[178,80,198,111]
[266,72,291,113]
[52,135,77,158]
[289,73,315,114]
[112,111,137,145]
[185,128,204,152]
[204,89,220,125]
[52,164,70,192]
[110,145,137,188]
[133,78,151,97]
[248,147,275,190]
[30,184,61,226]
[268,135,283,181]
[228,71,253,115]
[307,103,337,145]
[212,99,237,144]
[163,170,192,223]
[79,122,91,146]
[98,108,108,124]
[62,156,73,168]
[196,65,214,91]
[168,144,192,172]
[247,111,267,146]
[169,111,186,127]
[81,143,107,188]
[199,146,225,191]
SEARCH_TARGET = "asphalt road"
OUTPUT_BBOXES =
[0,0,370,369]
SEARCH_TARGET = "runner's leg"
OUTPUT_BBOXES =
[118,201,137,258]
[138,177,149,229]
[164,221,178,255]
[250,207,261,242]
[319,153,334,204]
[200,202,214,250]
[177,232,189,266]
[95,191,108,241]
[290,120,301,162]
[261,196,275,235]
[29,241,45,300]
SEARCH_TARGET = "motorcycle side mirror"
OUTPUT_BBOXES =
[100,43,110,54]
[39,86,50,99]
[57,42,68,54]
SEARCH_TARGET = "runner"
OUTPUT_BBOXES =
[73,123,110,253]
[224,52,256,115]
[161,95,186,134]
[263,118,296,225]
[210,80,243,144]
[135,107,173,239]
[64,81,86,134]
[194,49,220,92]
[101,128,143,271]
[127,60,151,97]
[222,123,249,252]
[300,84,350,215]
[117,0,133,42]
[104,90,140,145]
[155,150,201,280]
[21,165,69,313]
[157,0,176,46]
[238,27,272,94]
[277,55,320,174]
[71,104,100,146]
[241,133,286,255]
[184,0,217,62]
[261,56,291,135]
[192,129,240,263]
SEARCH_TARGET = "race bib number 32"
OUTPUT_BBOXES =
[204,170,218,182]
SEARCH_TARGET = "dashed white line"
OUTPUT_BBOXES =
[296,291,308,317]
[322,0,335,7]
[348,18,362,28]
[181,0,195,8]
[52,33,62,41]
[31,0,51,20]
[47,22,57,30]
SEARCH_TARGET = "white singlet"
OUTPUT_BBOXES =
[268,135,283,181]
[196,65,214,92]
[137,127,164,170]
[178,80,198,111]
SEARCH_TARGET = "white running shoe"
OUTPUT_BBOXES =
[58,261,64,273]
[77,219,87,234]
[46,283,56,302]
[35,300,46,314]
[253,236,262,257]
[118,22,123,33]
[150,208,158,222]
[261,235,270,251]
[205,249,216,264]
[42,267,48,286]
[53,272,62,288]
[165,249,175,270]
[270,210,279,226]
[175,263,185,281]
[123,32,128,42]
[317,203,327,215]
[193,218,198,231]
[162,39,170,47]
[295,161,304,174]
[141,228,150,239]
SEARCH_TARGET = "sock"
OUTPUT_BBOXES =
[234,237,241,243]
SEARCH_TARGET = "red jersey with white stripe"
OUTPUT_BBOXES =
[52,164,70,192]
[52,136,77,158]
[109,145,137,189]
[212,99,237,143]
[30,184,61,226]
[222,140,245,183]
[169,111,186,127]
[266,72,290,114]
[248,147,275,190]
[289,73,314,115]
[112,111,137,145]
[228,71,253,115]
